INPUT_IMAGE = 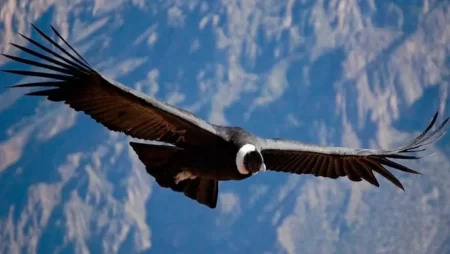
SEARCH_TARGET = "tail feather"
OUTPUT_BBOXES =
[129,141,219,209]
[183,178,218,209]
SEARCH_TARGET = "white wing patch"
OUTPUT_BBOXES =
[174,171,197,184]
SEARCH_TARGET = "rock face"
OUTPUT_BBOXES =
[0,1,449,253]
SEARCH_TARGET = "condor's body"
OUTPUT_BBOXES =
[132,126,260,183]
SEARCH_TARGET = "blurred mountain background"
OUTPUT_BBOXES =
[0,0,449,253]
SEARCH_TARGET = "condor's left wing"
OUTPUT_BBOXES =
[257,112,448,190]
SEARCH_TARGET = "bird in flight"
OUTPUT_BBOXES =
[2,25,449,209]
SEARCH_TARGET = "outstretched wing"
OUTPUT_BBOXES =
[258,112,449,190]
[2,24,221,146]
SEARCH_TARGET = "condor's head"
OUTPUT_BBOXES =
[235,144,266,175]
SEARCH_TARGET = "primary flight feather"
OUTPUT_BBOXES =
[3,24,449,209]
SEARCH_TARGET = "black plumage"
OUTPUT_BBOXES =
[3,24,449,208]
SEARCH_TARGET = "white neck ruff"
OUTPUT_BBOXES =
[236,144,257,175]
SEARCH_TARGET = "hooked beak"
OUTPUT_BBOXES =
[259,163,266,172]
[252,163,266,176]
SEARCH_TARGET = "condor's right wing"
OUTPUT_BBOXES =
[3,24,223,146]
